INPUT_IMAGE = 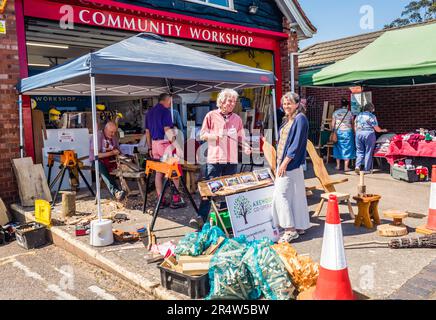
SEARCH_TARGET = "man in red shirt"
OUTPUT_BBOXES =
[90,121,126,201]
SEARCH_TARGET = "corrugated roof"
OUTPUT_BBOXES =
[299,19,436,70]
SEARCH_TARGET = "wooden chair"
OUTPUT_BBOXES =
[306,139,349,193]
[262,139,315,196]
[262,139,276,174]
[306,139,351,216]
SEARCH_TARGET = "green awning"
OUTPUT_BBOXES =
[301,23,436,87]
[299,69,320,87]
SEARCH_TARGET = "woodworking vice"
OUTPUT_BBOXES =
[47,150,95,206]
[142,158,199,248]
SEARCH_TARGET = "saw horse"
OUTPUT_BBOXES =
[47,150,95,206]
[142,158,199,249]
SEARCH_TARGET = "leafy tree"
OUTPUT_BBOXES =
[233,196,252,225]
[385,0,436,29]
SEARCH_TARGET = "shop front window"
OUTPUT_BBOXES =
[184,0,236,11]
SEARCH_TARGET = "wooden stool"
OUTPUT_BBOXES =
[377,210,409,237]
[353,194,381,229]
[315,192,355,219]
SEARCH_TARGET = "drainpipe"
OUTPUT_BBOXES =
[290,52,300,93]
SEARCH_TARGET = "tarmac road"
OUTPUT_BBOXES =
[0,241,155,300]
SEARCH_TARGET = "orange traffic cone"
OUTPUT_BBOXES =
[313,194,355,300]
[417,165,436,235]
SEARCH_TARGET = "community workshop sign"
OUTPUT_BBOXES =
[226,186,279,242]
[25,0,267,48]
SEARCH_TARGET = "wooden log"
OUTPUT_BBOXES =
[377,224,408,237]
[61,191,76,218]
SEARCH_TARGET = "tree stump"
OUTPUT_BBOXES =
[61,191,76,218]
[377,210,408,237]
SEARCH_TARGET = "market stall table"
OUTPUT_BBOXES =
[385,139,436,165]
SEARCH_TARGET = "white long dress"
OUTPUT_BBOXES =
[272,166,310,230]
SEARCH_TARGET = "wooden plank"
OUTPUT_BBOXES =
[178,255,213,276]
[12,158,35,207]
[416,225,436,235]
[203,237,225,255]
[32,110,46,165]
[0,198,11,226]
[31,164,53,203]
[12,158,52,207]
[178,255,213,264]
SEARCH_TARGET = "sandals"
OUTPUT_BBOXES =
[278,231,299,243]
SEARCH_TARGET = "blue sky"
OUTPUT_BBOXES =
[298,0,411,49]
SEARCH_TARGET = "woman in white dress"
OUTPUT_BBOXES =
[272,92,310,243]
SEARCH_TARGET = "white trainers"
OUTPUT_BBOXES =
[278,231,299,243]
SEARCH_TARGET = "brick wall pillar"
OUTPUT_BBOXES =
[281,18,299,96]
[0,0,20,204]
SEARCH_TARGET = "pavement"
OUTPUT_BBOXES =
[389,258,436,300]
[0,241,154,300]
[8,162,436,300]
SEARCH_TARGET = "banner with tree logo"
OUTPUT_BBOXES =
[225,186,279,242]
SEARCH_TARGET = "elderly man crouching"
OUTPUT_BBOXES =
[190,88,251,229]
[90,121,126,201]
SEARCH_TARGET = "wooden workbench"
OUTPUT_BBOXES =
[119,134,143,144]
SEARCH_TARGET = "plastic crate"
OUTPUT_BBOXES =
[157,264,210,299]
[391,166,419,183]
[210,210,232,231]
[15,222,48,249]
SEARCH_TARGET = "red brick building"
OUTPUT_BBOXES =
[0,0,21,204]
[299,21,436,136]
[0,0,316,204]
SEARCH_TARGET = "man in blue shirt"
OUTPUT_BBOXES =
[145,93,185,209]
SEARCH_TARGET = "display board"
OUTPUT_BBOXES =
[226,186,279,242]
[351,92,372,115]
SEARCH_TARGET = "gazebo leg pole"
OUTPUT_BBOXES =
[90,75,102,222]
[18,94,24,158]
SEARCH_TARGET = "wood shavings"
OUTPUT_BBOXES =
[272,243,319,293]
